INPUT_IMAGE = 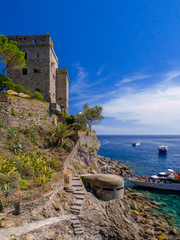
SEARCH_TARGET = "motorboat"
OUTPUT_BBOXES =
[158,145,168,155]
[128,169,180,191]
[132,142,140,147]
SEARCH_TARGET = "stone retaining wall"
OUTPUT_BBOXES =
[63,139,80,174]
[0,95,57,128]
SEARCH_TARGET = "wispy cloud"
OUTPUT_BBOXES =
[70,66,180,134]
[163,70,180,82]
[117,73,150,85]
[97,66,105,76]
[70,64,88,96]
[102,79,180,133]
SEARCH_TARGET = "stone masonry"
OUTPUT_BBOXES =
[0,95,57,128]
[7,34,69,113]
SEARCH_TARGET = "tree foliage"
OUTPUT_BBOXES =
[82,104,104,131]
[52,123,74,146]
[73,112,87,131]
[0,74,14,92]
[0,35,26,76]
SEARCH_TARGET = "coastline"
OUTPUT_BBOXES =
[98,154,180,239]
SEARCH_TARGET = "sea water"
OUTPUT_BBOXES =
[98,135,180,230]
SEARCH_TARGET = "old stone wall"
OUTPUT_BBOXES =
[0,95,57,128]
[56,68,69,112]
[7,35,54,102]
[78,132,100,150]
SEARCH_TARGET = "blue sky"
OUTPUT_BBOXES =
[2,0,180,134]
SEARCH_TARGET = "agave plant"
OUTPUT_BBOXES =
[52,123,74,146]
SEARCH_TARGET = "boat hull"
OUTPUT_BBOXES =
[128,179,180,191]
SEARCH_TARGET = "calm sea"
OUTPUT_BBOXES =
[98,135,180,230]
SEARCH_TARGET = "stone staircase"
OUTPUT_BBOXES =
[70,175,85,236]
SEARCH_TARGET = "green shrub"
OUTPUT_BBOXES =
[11,109,17,116]
[85,142,88,147]
[25,90,32,96]
[12,142,25,154]
[32,91,44,101]
[0,173,9,185]
[0,75,15,90]
[19,180,29,190]
[1,183,13,198]
[7,172,21,188]
[89,147,95,153]
[13,84,26,93]
[0,151,59,187]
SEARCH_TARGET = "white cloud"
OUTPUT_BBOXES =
[102,83,180,132]
[97,66,105,76]
[164,71,180,82]
[118,73,150,85]
[70,67,180,134]
[70,64,88,95]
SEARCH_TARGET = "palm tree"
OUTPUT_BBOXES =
[53,123,74,146]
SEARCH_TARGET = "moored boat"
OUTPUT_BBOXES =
[132,142,140,147]
[158,145,168,155]
[127,169,180,191]
[128,178,180,191]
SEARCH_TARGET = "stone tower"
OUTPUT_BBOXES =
[7,34,69,113]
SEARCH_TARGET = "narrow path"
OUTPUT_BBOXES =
[0,214,73,240]
[70,174,85,236]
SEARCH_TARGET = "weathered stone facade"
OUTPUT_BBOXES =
[0,95,57,128]
[7,34,69,113]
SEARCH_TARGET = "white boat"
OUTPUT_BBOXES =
[132,142,140,147]
[128,178,180,191]
[158,145,168,154]
[128,169,180,191]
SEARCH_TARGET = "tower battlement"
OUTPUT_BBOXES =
[7,34,68,113]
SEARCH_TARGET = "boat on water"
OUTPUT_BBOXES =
[132,142,140,147]
[158,145,168,155]
[128,169,180,191]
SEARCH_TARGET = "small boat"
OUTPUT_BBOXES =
[132,142,140,147]
[158,145,168,154]
[128,169,180,191]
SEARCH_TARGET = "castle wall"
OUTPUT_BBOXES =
[0,95,57,128]
[7,35,58,103]
[49,42,58,104]
[56,68,69,112]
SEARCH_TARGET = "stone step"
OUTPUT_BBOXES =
[72,177,80,180]
[71,210,80,215]
[76,196,85,200]
[71,216,79,220]
[71,204,81,210]
[73,186,83,189]
[72,184,82,186]
[72,185,83,188]
[74,226,83,231]
[74,229,84,235]
[66,188,73,192]
[73,189,83,193]
[73,223,81,228]
[74,191,85,195]
[74,199,83,206]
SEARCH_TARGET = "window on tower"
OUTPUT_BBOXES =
[22,68,27,75]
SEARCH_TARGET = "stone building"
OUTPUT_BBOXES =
[7,34,69,113]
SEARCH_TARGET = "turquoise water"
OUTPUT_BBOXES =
[98,135,180,230]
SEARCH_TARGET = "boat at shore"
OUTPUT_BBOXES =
[132,142,140,146]
[127,169,180,191]
[158,145,168,155]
